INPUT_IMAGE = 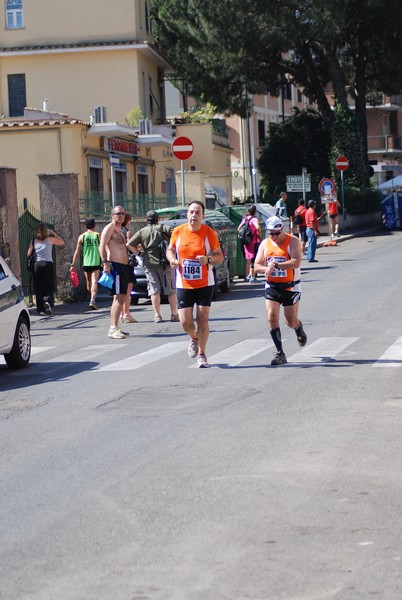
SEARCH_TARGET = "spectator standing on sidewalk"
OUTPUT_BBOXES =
[305,200,320,263]
[70,218,101,310]
[166,201,223,368]
[27,224,65,316]
[275,191,288,218]
[99,206,132,339]
[238,205,261,282]
[254,216,307,366]
[127,210,178,323]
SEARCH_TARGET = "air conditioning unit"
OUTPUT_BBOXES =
[139,118,152,135]
[94,106,107,124]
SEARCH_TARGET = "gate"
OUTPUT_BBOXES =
[18,200,54,302]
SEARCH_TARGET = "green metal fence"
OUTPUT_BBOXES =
[79,192,177,218]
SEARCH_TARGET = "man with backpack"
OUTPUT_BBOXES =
[238,205,261,282]
[126,210,178,323]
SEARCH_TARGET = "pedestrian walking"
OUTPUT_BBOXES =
[99,206,132,339]
[27,223,65,316]
[238,205,261,282]
[166,201,223,368]
[305,200,320,262]
[127,210,177,323]
[254,215,307,366]
[275,191,288,218]
[328,198,341,238]
[120,213,138,323]
[70,218,101,310]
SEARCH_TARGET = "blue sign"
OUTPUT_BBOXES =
[319,178,336,194]
[109,153,120,166]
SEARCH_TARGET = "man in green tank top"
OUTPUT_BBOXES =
[70,218,102,309]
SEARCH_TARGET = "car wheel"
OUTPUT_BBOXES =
[220,264,230,293]
[130,296,139,305]
[4,315,31,369]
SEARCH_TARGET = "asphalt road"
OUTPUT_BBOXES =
[1,229,402,600]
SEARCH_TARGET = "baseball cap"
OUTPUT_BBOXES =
[265,215,283,230]
[146,209,158,223]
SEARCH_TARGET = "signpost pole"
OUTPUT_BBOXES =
[181,160,185,207]
[302,167,307,202]
[341,170,345,222]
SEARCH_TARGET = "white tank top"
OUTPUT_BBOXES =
[34,238,53,262]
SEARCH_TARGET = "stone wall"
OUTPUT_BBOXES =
[0,167,19,274]
[38,173,81,294]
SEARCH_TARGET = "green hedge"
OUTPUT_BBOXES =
[344,186,381,215]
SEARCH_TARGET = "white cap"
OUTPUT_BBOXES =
[265,216,283,230]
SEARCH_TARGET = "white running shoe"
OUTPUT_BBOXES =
[197,354,210,368]
[108,327,126,339]
[188,338,199,358]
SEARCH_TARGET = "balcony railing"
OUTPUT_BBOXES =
[367,135,402,152]
[79,192,177,218]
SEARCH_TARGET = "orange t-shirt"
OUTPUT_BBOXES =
[170,223,220,289]
[264,233,300,289]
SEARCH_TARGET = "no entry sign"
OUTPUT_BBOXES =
[172,136,194,161]
[335,156,349,171]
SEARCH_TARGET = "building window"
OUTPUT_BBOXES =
[257,119,266,147]
[149,77,154,115]
[8,73,26,116]
[145,1,149,33]
[6,0,24,29]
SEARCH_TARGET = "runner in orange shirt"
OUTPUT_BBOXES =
[254,215,307,366]
[166,201,223,368]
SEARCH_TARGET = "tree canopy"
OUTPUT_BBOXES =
[151,0,402,161]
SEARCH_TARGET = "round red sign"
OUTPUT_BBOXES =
[335,156,349,171]
[172,136,194,161]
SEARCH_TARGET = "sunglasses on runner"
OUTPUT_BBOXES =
[268,230,282,236]
[113,212,125,215]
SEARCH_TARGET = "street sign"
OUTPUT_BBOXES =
[319,178,336,194]
[172,136,194,161]
[109,153,120,166]
[286,175,311,192]
[335,156,349,171]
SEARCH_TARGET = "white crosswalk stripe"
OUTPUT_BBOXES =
[288,337,359,364]
[189,338,274,368]
[373,337,402,367]
[5,337,402,372]
[97,341,188,371]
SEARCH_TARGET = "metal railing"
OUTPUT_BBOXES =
[367,135,402,152]
[79,192,177,218]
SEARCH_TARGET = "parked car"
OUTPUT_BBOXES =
[130,218,231,304]
[0,255,31,368]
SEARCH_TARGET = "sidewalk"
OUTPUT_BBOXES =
[316,224,380,248]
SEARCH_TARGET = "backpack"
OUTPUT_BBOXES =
[294,213,303,225]
[27,238,36,272]
[238,217,253,245]
[157,226,170,269]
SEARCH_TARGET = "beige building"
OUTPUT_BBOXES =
[227,87,313,201]
[0,0,234,212]
[0,0,168,124]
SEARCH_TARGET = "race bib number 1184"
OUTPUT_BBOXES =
[182,259,202,280]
